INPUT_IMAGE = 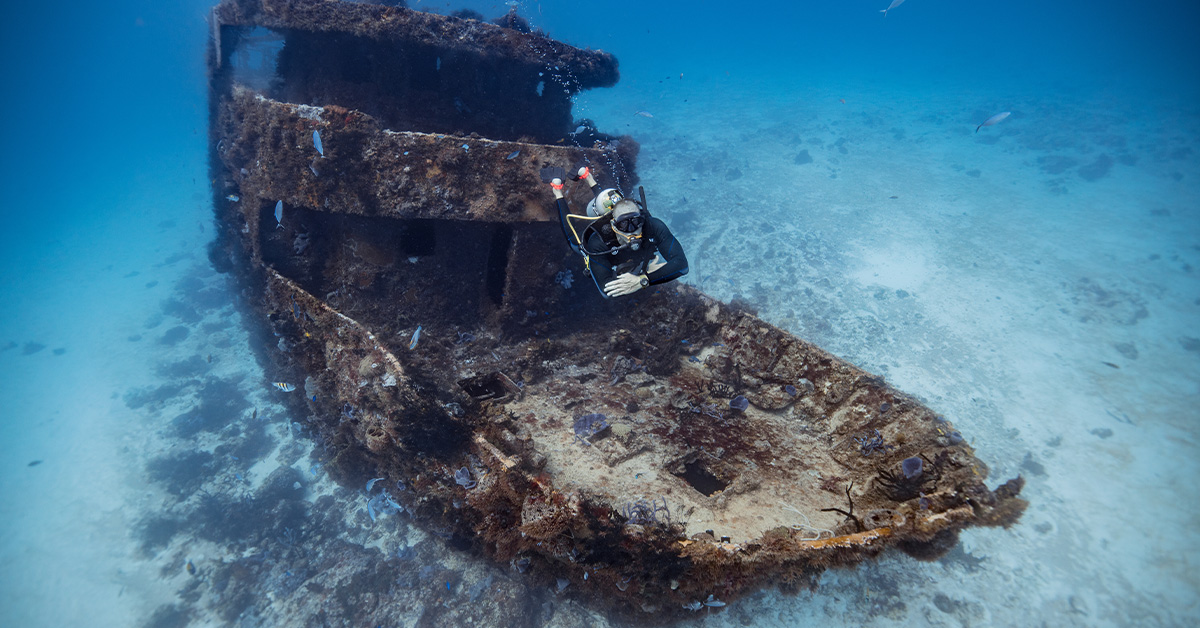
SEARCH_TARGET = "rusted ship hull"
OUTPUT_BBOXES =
[207,0,1025,620]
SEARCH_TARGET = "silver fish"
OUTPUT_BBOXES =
[976,111,1011,133]
[683,601,703,611]
[366,477,384,492]
[272,382,296,392]
[409,325,422,350]
[275,200,284,229]
[505,150,520,160]
[313,130,324,156]
[703,594,726,607]
[635,110,653,118]
[880,0,905,16]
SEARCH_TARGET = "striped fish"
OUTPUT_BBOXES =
[272,382,296,392]
[409,326,422,350]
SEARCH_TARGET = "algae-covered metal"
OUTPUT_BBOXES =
[208,0,1025,621]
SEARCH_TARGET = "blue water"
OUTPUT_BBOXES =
[1,1,1196,626]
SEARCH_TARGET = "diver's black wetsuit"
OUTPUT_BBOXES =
[555,183,688,297]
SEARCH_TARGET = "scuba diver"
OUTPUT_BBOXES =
[542,165,688,298]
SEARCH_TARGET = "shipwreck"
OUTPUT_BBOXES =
[206,0,1026,620]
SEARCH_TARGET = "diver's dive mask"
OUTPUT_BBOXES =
[610,200,645,250]
[613,214,645,233]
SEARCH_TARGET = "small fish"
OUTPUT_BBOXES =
[313,129,324,156]
[409,325,422,350]
[206,354,213,363]
[368,498,377,522]
[275,200,284,229]
[310,464,321,476]
[976,111,1011,133]
[839,98,846,104]
[635,110,654,118]
[1105,408,1135,425]
[683,601,702,611]
[880,0,906,17]
[704,594,726,607]
[272,382,296,392]
[225,194,240,202]
[462,143,470,151]
[505,149,520,160]
[311,394,317,402]
[251,408,258,420]
[366,477,385,492]
[27,460,42,467]
[235,473,245,481]
[185,560,196,576]
[290,295,301,319]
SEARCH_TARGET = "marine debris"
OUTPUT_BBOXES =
[206,0,1025,622]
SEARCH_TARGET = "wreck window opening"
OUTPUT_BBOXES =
[228,27,285,92]
[675,460,728,497]
[457,372,515,402]
[485,226,512,307]
[400,221,436,257]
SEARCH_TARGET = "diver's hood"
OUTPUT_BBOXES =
[610,200,645,248]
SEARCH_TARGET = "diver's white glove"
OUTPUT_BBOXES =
[604,272,648,297]
[577,166,597,187]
